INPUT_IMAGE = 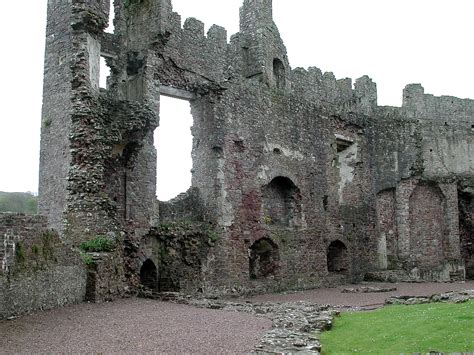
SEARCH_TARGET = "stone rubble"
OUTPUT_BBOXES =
[143,288,474,354]
[341,285,397,293]
[386,289,474,306]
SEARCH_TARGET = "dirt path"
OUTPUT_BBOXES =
[2,281,473,353]
[0,298,271,354]
[246,281,474,308]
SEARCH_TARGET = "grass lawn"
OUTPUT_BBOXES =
[320,300,474,354]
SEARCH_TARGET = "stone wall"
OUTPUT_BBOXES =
[0,214,86,319]
[35,0,474,301]
[159,187,205,222]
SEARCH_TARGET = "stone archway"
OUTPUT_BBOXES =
[140,259,158,290]
[249,238,280,279]
[327,240,349,273]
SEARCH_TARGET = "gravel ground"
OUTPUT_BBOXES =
[246,281,474,308]
[0,298,271,354]
[2,281,473,353]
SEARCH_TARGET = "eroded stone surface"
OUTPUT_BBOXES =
[1,0,473,318]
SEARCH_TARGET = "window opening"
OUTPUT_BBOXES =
[99,57,110,89]
[155,96,193,201]
[105,1,115,33]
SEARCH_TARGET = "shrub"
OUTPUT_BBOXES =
[79,236,115,252]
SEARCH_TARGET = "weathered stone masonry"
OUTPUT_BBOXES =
[0,214,86,319]
[1,0,473,315]
[38,0,474,294]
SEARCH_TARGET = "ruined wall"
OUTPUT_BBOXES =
[36,0,473,301]
[38,0,74,233]
[159,187,205,222]
[0,214,86,319]
[125,222,217,294]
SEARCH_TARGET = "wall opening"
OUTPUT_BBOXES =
[334,134,357,204]
[273,58,285,89]
[140,259,158,290]
[376,188,397,269]
[262,176,300,227]
[249,238,280,279]
[99,57,110,89]
[105,0,115,33]
[458,189,474,279]
[327,240,349,273]
[409,183,446,267]
[155,96,193,201]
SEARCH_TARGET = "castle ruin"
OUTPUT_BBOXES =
[1,0,473,317]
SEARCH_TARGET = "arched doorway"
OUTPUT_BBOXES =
[140,259,158,290]
[327,240,349,273]
[249,238,280,279]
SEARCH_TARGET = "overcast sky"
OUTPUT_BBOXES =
[0,0,472,200]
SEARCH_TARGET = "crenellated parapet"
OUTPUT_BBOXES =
[291,67,377,115]
[402,84,474,125]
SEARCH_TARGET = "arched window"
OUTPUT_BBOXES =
[249,238,280,279]
[140,259,158,290]
[262,176,300,227]
[273,58,285,89]
[327,240,349,273]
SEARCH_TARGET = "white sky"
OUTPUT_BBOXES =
[0,0,472,199]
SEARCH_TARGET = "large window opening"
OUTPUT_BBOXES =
[249,238,280,280]
[154,96,193,201]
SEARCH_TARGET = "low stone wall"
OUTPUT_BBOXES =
[158,187,205,222]
[0,213,87,319]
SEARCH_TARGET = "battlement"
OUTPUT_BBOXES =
[291,67,377,114]
[402,84,474,124]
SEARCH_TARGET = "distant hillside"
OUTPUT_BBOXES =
[0,192,38,214]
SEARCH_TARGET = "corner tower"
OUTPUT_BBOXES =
[239,0,291,90]
[39,0,111,233]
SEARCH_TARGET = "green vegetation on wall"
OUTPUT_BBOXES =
[79,236,116,252]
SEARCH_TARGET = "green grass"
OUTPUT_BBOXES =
[320,300,474,354]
